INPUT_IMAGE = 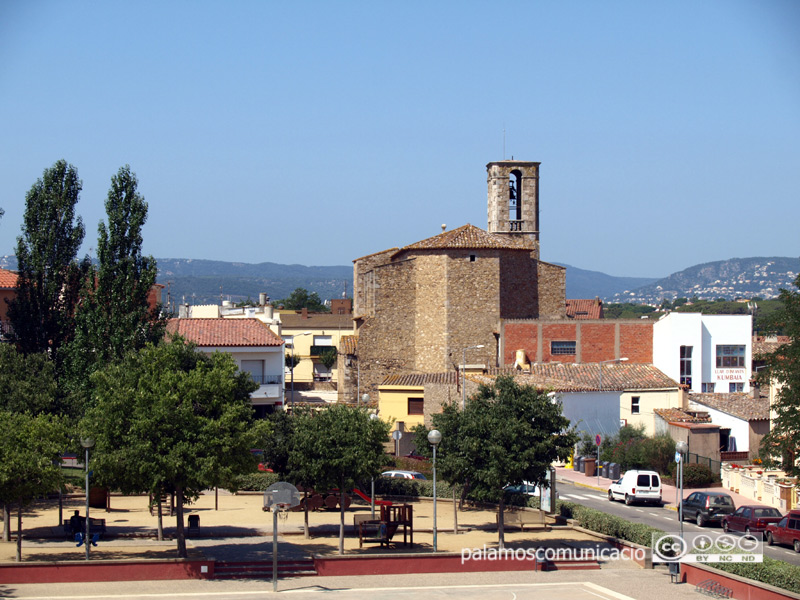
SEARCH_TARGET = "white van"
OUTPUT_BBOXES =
[608,470,662,505]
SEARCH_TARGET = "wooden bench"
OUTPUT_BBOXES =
[63,517,106,539]
[498,510,548,532]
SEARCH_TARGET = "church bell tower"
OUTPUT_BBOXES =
[486,160,540,258]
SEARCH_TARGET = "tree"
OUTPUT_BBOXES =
[0,411,67,561]
[289,405,390,554]
[430,375,577,549]
[82,337,263,558]
[279,288,328,312]
[0,345,58,416]
[759,274,800,476]
[8,160,89,377]
[65,165,165,403]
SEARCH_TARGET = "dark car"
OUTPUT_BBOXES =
[681,491,736,527]
[722,505,782,534]
[765,510,800,553]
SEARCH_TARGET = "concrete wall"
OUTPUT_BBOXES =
[621,389,682,436]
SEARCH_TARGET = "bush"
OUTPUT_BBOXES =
[232,472,280,491]
[392,456,433,478]
[667,463,717,488]
[373,476,454,500]
[712,556,800,594]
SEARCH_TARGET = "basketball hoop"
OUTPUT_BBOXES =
[276,503,290,524]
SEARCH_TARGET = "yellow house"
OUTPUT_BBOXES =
[281,308,354,386]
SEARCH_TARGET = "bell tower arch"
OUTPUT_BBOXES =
[486,160,540,258]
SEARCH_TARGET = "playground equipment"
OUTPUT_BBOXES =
[357,503,413,548]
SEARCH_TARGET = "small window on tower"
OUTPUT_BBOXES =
[469,254,476,262]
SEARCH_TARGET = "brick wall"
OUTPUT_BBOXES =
[501,319,654,366]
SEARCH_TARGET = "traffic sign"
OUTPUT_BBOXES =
[595,434,602,446]
[392,430,403,441]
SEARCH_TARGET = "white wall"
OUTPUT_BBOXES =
[688,400,751,452]
[559,392,621,439]
[653,312,752,394]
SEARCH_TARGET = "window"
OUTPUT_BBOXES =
[241,360,264,384]
[408,398,424,415]
[313,335,333,346]
[729,382,744,393]
[469,254,476,262]
[702,383,715,393]
[551,341,576,355]
[631,396,640,415]
[679,346,692,387]
[716,345,746,368]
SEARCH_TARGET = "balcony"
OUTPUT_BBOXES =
[248,374,283,401]
[310,345,337,357]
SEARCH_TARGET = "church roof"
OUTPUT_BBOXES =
[394,224,533,257]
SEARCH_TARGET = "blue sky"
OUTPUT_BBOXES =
[1,1,798,278]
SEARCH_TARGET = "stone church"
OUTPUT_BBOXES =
[342,160,567,403]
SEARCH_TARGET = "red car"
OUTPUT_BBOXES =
[722,505,782,534]
[765,509,800,553]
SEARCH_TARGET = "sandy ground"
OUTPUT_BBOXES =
[0,491,609,563]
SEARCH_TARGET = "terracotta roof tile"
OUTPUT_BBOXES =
[167,318,284,347]
[482,363,678,392]
[394,224,534,257]
[689,393,770,421]
[381,372,460,387]
[340,335,358,355]
[566,298,603,319]
[654,408,711,423]
[0,268,17,289]
[752,335,790,358]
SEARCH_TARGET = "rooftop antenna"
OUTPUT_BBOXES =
[503,124,506,160]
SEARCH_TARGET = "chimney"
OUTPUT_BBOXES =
[301,307,308,319]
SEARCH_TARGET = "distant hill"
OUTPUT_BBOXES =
[2,255,796,308]
[609,257,799,304]
[555,264,657,301]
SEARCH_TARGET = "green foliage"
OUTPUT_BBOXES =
[288,404,390,553]
[759,274,800,476]
[232,471,281,491]
[82,337,262,558]
[258,411,295,476]
[373,475,454,499]
[423,376,576,548]
[278,288,328,312]
[0,410,67,560]
[8,160,89,379]
[598,426,674,473]
[603,303,658,319]
[318,348,338,370]
[711,556,800,594]
[285,353,300,370]
[667,462,717,487]
[0,345,58,416]
[65,165,166,404]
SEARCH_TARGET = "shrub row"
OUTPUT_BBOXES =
[710,556,800,594]
[556,500,662,547]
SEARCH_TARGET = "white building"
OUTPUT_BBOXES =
[167,318,286,418]
[653,312,752,394]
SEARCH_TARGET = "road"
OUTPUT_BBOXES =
[557,480,800,566]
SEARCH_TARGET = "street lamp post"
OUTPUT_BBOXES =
[461,344,485,409]
[80,437,95,560]
[288,331,312,413]
[676,440,688,539]
[428,429,442,552]
[369,413,380,518]
[598,357,629,390]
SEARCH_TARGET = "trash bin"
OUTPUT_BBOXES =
[583,458,596,477]
[188,514,200,529]
[575,456,584,473]
[609,463,620,480]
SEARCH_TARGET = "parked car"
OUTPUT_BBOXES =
[765,509,800,552]
[403,450,429,461]
[722,505,782,534]
[608,470,662,505]
[381,470,427,480]
[681,491,736,526]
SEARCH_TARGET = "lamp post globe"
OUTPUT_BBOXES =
[428,429,442,552]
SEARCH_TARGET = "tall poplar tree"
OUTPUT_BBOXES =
[7,160,89,377]
[66,165,166,400]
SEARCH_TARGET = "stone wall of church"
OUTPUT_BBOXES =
[537,261,567,318]
[353,248,395,317]
[499,251,540,319]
